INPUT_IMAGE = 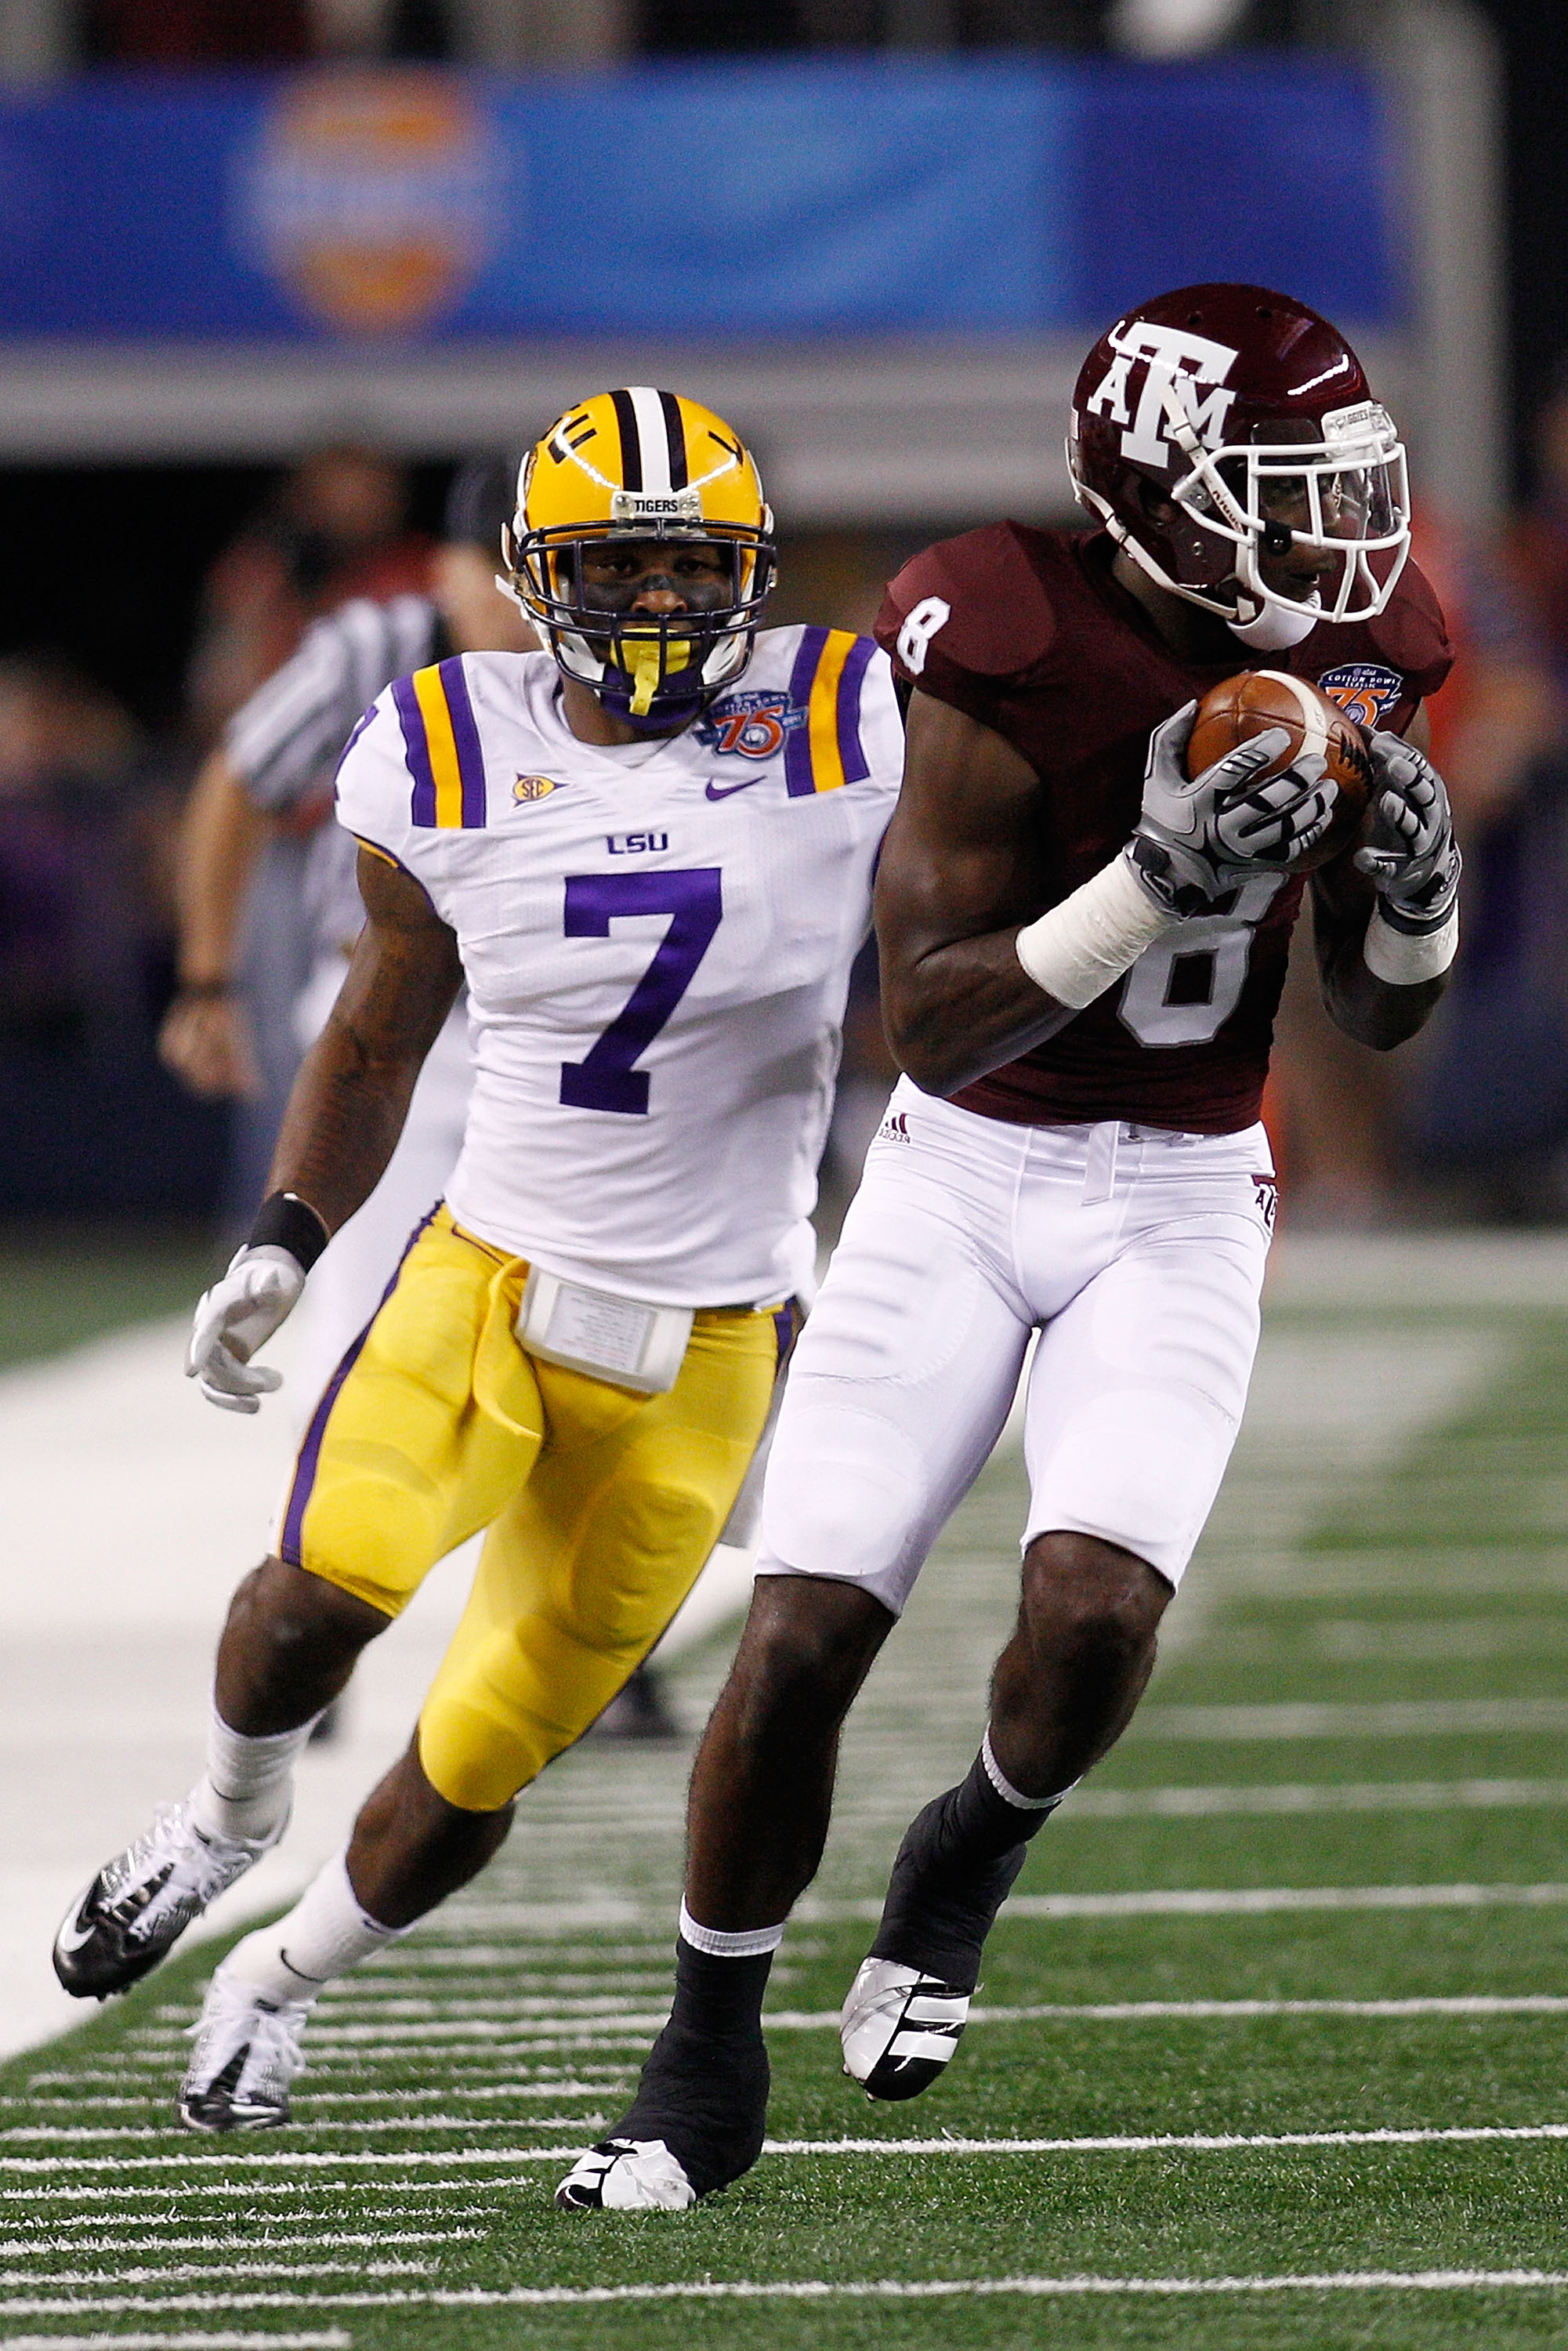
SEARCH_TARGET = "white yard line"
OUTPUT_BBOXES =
[760,1996,1568,2026]
[11,2123,1568,2190]
[0,2121,603,2144]
[0,2188,487,2205]
[809,1881,1568,1922]
[1135,1700,1568,1738]
[10,2263,1568,2315]
[1063,1779,1568,1816]
[0,2335,352,2349]
[5,2236,468,2253]
[0,2266,422,2285]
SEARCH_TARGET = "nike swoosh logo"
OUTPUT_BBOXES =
[56,1904,97,1953]
[704,776,766,802]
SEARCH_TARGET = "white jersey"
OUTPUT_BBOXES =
[333,625,903,1307]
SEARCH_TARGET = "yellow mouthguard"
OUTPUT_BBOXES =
[623,635,690,717]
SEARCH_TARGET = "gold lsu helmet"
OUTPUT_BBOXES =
[503,387,776,729]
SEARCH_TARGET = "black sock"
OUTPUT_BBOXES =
[870,1747,1062,1993]
[668,1936,774,2045]
[614,1933,776,2194]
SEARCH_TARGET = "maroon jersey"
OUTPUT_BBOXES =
[875,526,1453,1134]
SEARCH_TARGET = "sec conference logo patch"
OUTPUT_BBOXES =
[1316,663,1404,730]
[512,775,560,804]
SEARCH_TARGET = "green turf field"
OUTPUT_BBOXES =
[10,1270,1568,2348]
[0,1227,217,1373]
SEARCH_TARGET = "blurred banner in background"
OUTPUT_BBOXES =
[0,59,1400,339]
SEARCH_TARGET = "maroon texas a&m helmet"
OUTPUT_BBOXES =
[1067,283,1410,650]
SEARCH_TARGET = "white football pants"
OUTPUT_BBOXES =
[755,1078,1276,1614]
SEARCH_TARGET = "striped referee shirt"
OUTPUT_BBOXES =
[226,594,442,817]
[225,594,444,967]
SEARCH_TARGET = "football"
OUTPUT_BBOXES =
[1186,668,1374,872]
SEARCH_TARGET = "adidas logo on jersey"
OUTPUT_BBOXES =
[877,1110,911,1145]
[513,775,561,804]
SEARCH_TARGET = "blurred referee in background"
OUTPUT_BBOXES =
[157,455,679,1742]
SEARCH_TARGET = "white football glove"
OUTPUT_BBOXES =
[1353,733,1461,933]
[186,1245,306,1415]
[1128,702,1334,915]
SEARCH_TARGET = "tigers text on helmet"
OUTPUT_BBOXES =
[1067,284,1410,651]
[503,388,776,731]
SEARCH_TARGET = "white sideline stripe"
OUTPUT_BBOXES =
[7,2272,1568,2314]
[1134,1699,1568,1738]
[0,2336,350,2348]
[1065,1779,1568,1817]
[9,2125,1568,2189]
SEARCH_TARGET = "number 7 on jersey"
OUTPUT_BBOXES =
[559,868,723,1115]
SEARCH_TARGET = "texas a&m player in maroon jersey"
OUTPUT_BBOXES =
[556,284,1461,2214]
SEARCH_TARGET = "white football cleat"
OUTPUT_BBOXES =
[555,2137,697,2212]
[840,1956,971,2101]
[53,1799,281,2000]
[179,1966,311,2132]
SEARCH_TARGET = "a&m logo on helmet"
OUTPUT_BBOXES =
[1085,319,1241,470]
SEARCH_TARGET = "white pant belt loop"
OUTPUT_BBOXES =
[1080,1121,1120,1208]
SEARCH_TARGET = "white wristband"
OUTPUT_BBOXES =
[1363,902,1458,987]
[1015,852,1180,1009]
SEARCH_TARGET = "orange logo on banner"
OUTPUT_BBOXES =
[246,71,504,334]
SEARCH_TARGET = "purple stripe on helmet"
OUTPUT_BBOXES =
[392,672,437,828]
[835,634,877,786]
[278,1202,441,1569]
[784,625,829,798]
[438,657,488,828]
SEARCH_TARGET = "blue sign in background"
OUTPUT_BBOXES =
[0,57,1403,342]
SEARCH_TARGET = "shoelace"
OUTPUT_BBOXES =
[108,1806,256,1943]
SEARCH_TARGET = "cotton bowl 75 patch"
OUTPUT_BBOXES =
[693,689,806,760]
[1315,662,1405,730]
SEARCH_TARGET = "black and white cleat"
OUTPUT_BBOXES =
[53,1800,280,2000]
[555,2138,697,2211]
[839,1956,971,2102]
[179,1968,311,2133]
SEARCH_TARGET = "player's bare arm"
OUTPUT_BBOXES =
[1309,859,1443,1049]
[875,691,1077,1095]
[269,845,463,1236]
[157,747,269,1100]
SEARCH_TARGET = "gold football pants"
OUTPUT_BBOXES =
[278,1206,783,1810]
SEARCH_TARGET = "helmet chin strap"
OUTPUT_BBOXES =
[1228,592,1320,653]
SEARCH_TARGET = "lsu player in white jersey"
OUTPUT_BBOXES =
[52,388,902,2133]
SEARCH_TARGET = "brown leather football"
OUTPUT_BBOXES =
[1186,668,1374,872]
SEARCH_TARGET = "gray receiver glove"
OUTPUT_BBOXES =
[1128,701,1335,916]
[186,1244,306,1415]
[1353,732,1461,933]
